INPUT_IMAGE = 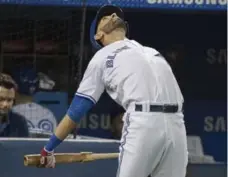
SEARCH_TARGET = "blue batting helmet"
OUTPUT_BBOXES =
[90,5,128,50]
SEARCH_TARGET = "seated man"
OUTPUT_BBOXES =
[11,65,57,137]
[0,73,29,137]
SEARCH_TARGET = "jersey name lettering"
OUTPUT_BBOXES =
[106,45,130,68]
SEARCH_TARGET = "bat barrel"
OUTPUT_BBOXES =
[24,155,40,166]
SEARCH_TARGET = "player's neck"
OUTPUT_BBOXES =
[103,31,125,46]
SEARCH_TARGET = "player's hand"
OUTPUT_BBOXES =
[38,147,56,168]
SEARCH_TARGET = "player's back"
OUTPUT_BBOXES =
[98,40,158,108]
[143,46,184,105]
[99,39,183,109]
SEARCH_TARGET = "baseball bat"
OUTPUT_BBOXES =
[24,152,119,167]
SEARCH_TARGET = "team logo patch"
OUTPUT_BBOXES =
[38,119,54,132]
[27,120,35,129]
[106,60,113,68]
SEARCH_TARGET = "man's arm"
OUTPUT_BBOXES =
[40,56,104,167]
[44,95,94,151]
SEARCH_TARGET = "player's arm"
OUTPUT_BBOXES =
[44,96,94,151]
[43,59,104,152]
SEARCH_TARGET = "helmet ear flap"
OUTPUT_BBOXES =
[90,19,102,50]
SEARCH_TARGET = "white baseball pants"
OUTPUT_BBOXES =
[116,111,188,177]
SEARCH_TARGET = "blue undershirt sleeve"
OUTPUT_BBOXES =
[66,94,95,123]
[45,95,95,151]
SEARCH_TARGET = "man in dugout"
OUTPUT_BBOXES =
[0,73,29,137]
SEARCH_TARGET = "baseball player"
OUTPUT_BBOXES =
[38,5,188,177]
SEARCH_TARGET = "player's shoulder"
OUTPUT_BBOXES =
[90,42,123,66]
[143,46,160,56]
[144,46,170,66]
[125,39,159,56]
[90,39,140,64]
[95,39,132,56]
[92,48,106,61]
[89,48,108,66]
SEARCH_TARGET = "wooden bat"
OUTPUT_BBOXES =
[24,152,119,167]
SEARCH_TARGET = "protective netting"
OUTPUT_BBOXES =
[0,4,86,137]
[0,5,86,92]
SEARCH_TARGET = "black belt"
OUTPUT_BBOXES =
[135,104,180,113]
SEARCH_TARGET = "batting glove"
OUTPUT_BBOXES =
[38,147,56,168]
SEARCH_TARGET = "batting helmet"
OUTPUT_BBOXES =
[90,5,128,50]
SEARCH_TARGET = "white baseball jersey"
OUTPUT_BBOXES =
[12,102,57,134]
[77,39,187,177]
[76,38,183,110]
